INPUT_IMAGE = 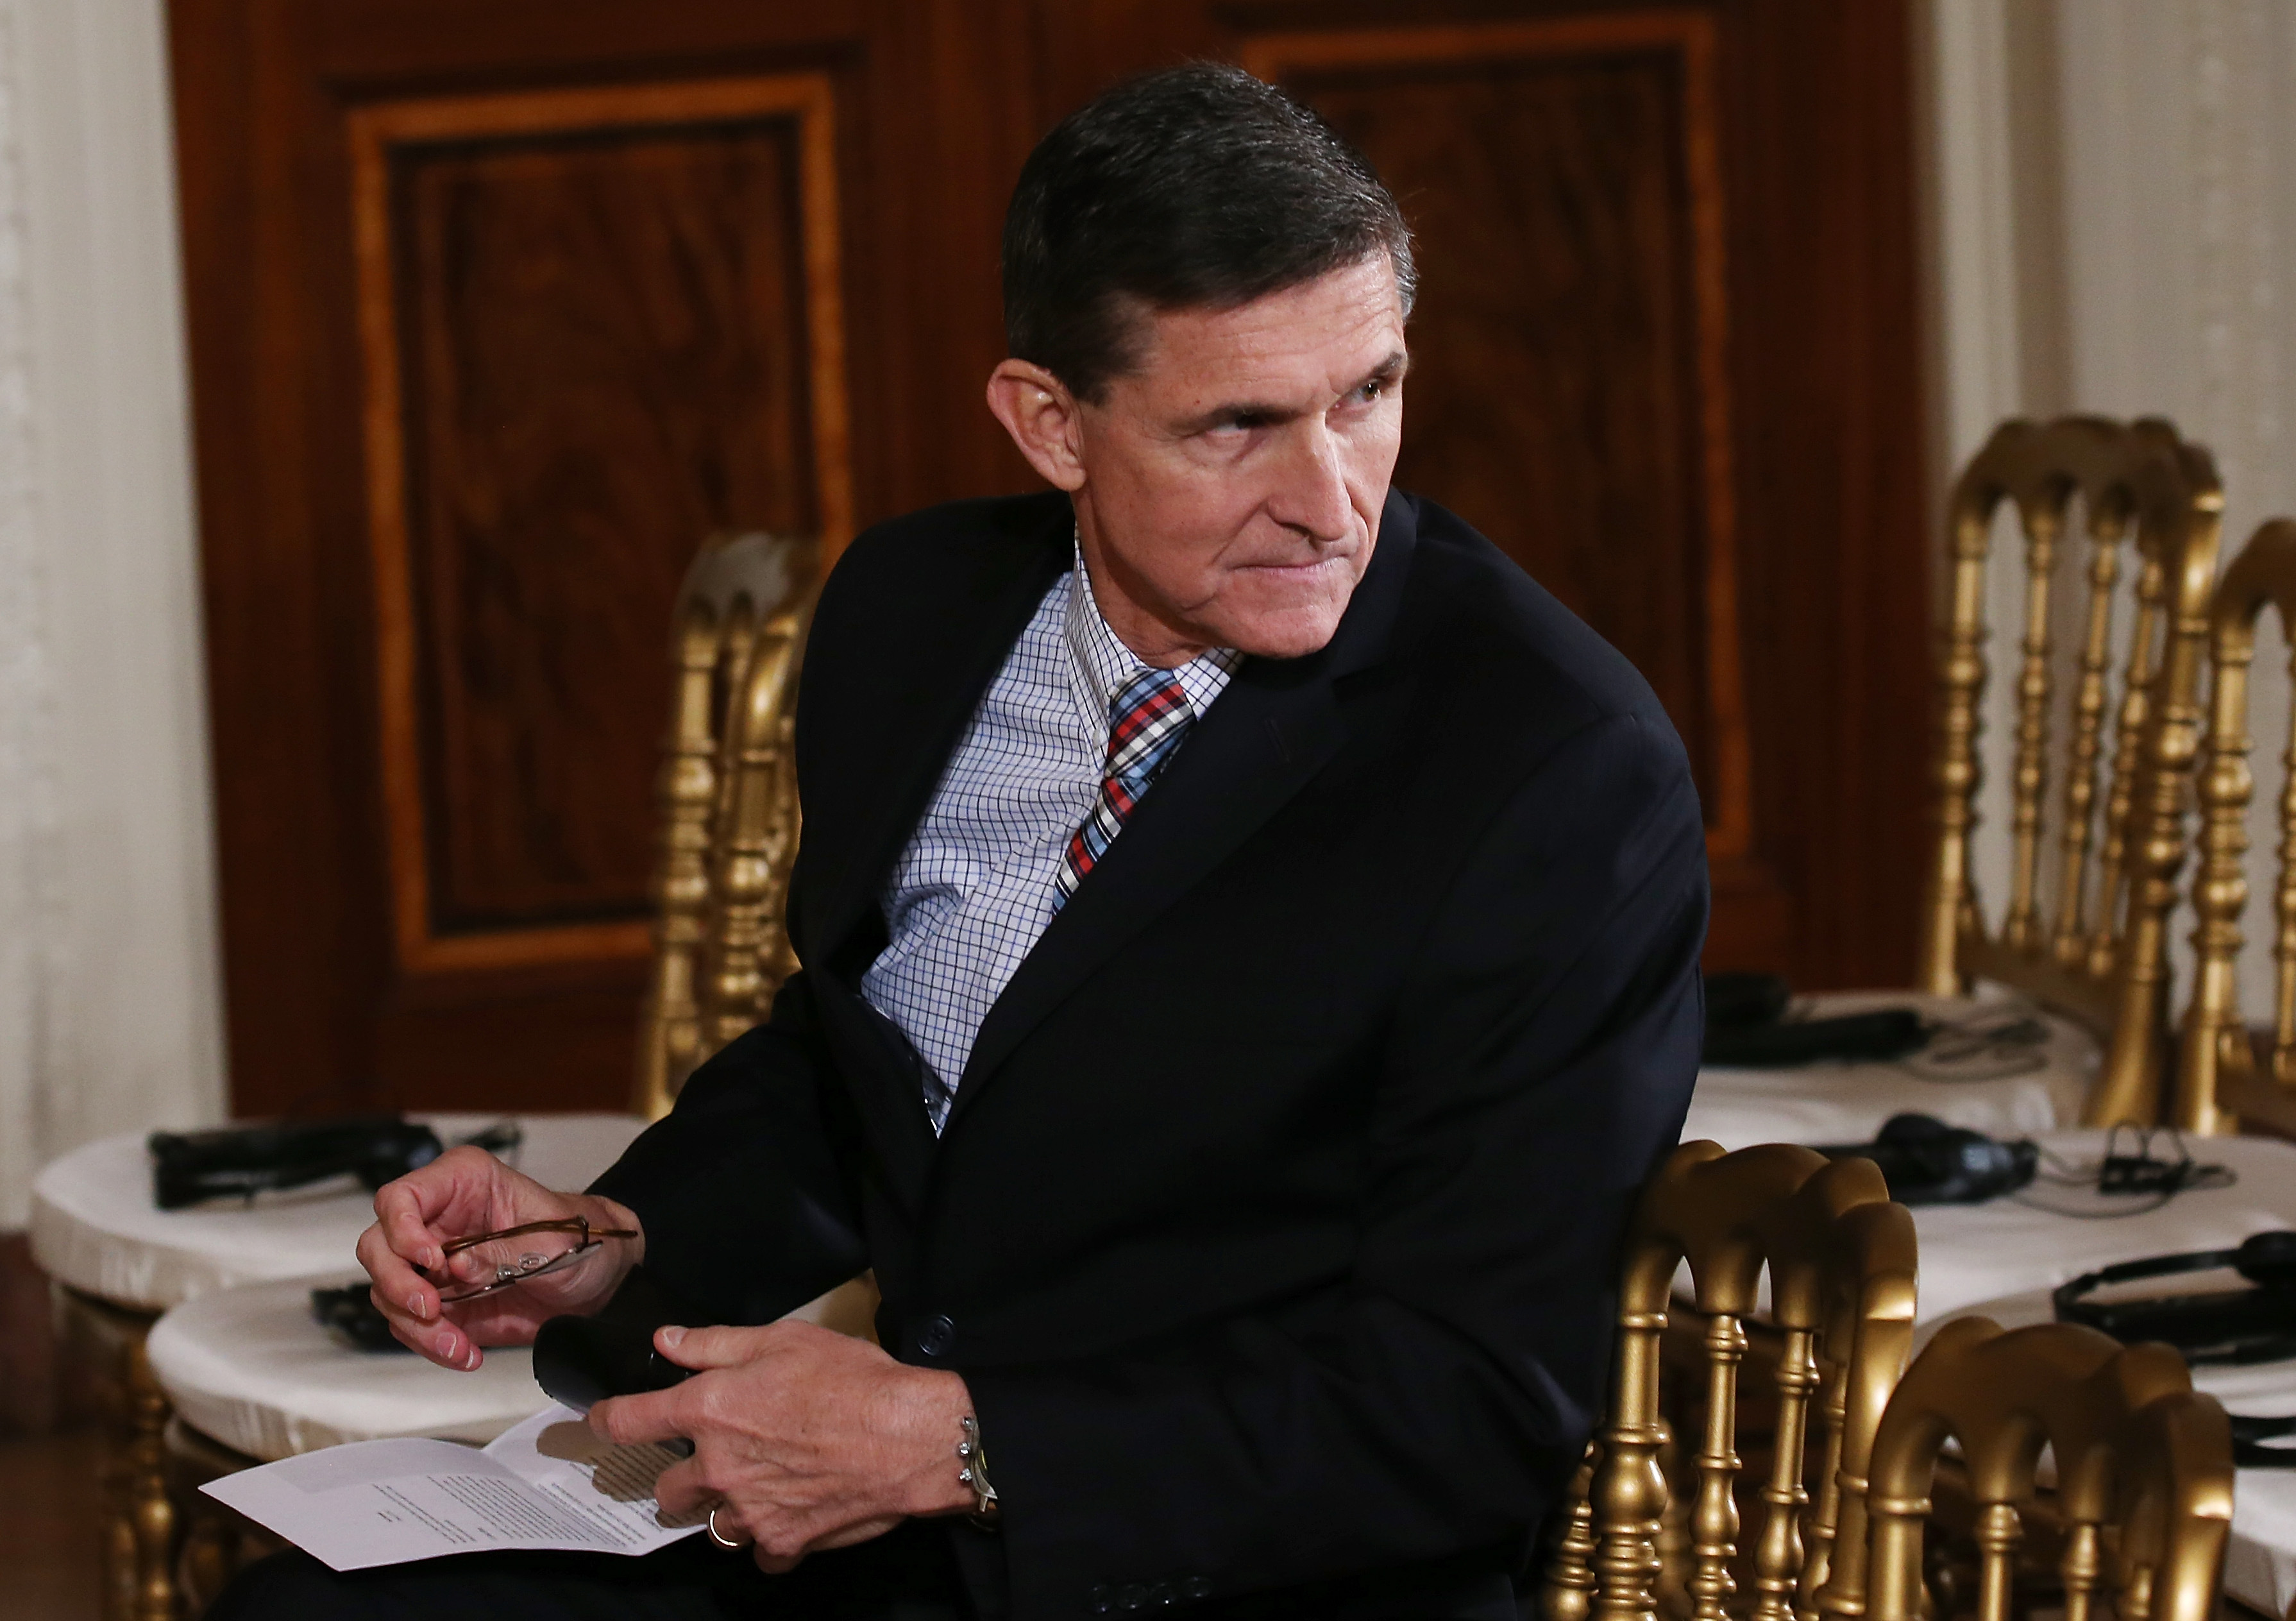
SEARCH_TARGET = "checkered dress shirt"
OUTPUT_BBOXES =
[860,545,1240,1131]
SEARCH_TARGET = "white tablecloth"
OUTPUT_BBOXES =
[30,1114,646,1311]
[1682,990,2097,1153]
[147,1274,548,1461]
[1907,1130,2296,1324]
[149,1271,878,1463]
[1915,1279,2296,1618]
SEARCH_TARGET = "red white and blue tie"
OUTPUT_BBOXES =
[1054,668,1194,908]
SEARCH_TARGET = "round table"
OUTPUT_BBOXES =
[31,1112,647,1311]
[30,1112,646,1615]
[1682,990,2099,1153]
[148,1275,550,1461]
[1903,1130,2296,1619]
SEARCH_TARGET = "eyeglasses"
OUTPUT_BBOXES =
[426,1216,638,1304]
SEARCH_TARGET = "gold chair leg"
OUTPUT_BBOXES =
[126,1337,180,1620]
[167,1416,275,1618]
[1541,1446,1601,1621]
[57,1287,178,1621]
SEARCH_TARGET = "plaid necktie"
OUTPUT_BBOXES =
[1055,668,1195,908]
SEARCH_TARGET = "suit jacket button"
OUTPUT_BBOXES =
[1150,1579,1179,1606]
[1116,1582,1148,1610]
[1180,1576,1211,1600]
[916,1314,956,1357]
[1087,1583,1114,1614]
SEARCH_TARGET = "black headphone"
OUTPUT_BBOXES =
[1816,1113,2039,1206]
[2053,1230,2296,1362]
[2053,1230,2296,1467]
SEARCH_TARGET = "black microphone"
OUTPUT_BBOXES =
[532,1316,693,1413]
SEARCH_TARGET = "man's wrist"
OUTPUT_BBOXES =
[899,1369,987,1516]
[573,1193,645,1299]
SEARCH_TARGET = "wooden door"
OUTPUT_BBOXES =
[171,0,1041,1117]
[173,0,1929,1118]
[1040,0,1932,989]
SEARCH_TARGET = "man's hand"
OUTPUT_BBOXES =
[355,1144,645,1369]
[591,1320,976,1572]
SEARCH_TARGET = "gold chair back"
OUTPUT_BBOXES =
[633,531,821,1121]
[1541,1141,1918,1621]
[1863,1319,2232,1621]
[2177,518,2296,1133]
[1923,417,2224,1126]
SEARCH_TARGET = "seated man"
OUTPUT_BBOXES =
[215,62,1705,1621]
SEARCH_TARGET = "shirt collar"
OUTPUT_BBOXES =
[1063,535,1242,727]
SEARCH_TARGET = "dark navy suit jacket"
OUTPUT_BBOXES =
[592,487,1707,1620]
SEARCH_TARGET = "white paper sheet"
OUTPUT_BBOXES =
[200,1403,706,1571]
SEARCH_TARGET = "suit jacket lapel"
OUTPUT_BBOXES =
[799,495,1070,1210]
[947,490,1421,1130]
[805,505,1073,969]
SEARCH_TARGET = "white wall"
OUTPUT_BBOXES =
[0,0,224,1226]
[1921,0,2296,1023]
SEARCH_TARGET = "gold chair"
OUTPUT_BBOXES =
[2177,519,2296,1135]
[634,530,820,1121]
[1863,1318,2233,1621]
[625,529,877,1341]
[1921,416,2224,1128]
[1541,1141,1918,1621]
[140,534,842,1617]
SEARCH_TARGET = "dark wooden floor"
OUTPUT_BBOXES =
[0,1427,103,1618]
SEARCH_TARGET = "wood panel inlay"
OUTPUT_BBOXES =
[1244,13,1752,862]
[349,75,851,976]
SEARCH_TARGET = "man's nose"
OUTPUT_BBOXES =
[1265,421,1355,544]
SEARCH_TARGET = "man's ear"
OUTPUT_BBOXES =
[985,360,1087,491]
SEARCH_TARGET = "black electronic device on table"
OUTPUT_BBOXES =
[2054,1230,2296,1365]
[2053,1230,2296,1466]
[1702,972,1929,1067]
[148,1116,521,1210]
[1815,1112,2039,1205]
[310,1284,409,1353]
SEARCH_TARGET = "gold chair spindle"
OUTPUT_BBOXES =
[1806,1200,1916,1621]
[1748,1323,1818,1621]
[2090,554,2166,979]
[2002,501,2062,952]
[1545,1448,1601,1621]
[709,606,762,835]
[1794,1340,1850,1621]
[1972,1498,2022,1621]
[2052,508,2124,963]
[2061,1518,2103,1621]
[2272,674,2296,1085]
[1686,1308,1746,1621]
[1589,1303,1671,1621]
[2120,471,2224,1126]
[1920,500,1993,994]
[2181,580,2254,1135]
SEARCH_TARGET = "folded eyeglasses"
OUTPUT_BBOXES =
[426,1216,638,1305]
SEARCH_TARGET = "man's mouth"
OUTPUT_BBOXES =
[1237,554,1350,577]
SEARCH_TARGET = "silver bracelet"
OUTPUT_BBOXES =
[958,1413,1000,1524]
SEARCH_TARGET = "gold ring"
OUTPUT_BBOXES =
[706,1505,746,1551]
